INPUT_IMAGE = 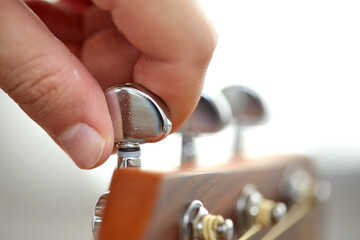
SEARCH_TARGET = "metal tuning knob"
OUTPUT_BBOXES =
[237,185,287,235]
[180,93,232,164]
[105,83,172,168]
[222,86,265,156]
[92,84,172,238]
[181,200,234,240]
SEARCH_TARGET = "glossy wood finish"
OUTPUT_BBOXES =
[98,155,319,240]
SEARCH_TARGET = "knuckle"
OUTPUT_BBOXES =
[5,54,69,120]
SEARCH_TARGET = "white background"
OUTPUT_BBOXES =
[1,0,360,239]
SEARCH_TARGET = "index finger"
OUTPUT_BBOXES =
[93,0,217,131]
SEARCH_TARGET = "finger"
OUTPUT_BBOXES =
[26,0,83,43]
[26,1,113,43]
[81,28,141,90]
[92,0,217,131]
[0,0,114,169]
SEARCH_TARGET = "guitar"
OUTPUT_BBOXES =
[94,155,328,240]
[92,84,330,240]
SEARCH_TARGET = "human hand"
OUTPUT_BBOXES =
[0,0,217,169]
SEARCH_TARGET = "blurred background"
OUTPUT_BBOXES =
[1,0,360,239]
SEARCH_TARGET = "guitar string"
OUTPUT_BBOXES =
[201,192,314,240]
[202,214,225,240]
[238,199,276,240]
[261,197,312,240]
[238,224,262,240]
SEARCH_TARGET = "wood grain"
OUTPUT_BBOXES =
[98,155,320,240]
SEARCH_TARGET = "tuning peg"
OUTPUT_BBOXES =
[105,83,172,168]
[279,167,332,205]
[181,200,234,240]
[180,93,232,164]
[92,84,172,238]
[222,86,266,157]
[237,185,287,236]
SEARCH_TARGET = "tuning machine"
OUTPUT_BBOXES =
[180,200,234,240]
[279,166,331,206]
[105,83,172,168]
[180,93,232,164]
[222,86,266,157]
[237,184,287,237]
[92,83,172,238]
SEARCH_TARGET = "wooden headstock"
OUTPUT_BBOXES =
[95,84,328,240]
[96,155,326,240]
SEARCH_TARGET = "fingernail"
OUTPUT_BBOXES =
[58,123,106,169]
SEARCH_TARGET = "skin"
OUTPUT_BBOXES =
[0,0,217,169]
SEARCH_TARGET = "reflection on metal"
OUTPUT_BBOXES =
[117,142,141,168]
[180,200,234,240]
[105,83,172,144]
[105,83,172,168]
[92,84,173,238]
[222,86,265,126]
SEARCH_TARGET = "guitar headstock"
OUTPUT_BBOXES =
[94,85,330,240]
[95,155,327,240]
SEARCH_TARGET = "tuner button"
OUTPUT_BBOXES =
[180,93,232,164]
[185,93,232,134]
[105,83,172,144]
[222,86,266,157]
[222,85,265,125]
[105,83,172,168]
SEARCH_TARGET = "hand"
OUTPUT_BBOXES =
[0,0,216,169]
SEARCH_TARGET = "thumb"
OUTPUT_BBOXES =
[0,0,114,169]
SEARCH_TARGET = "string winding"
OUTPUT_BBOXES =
[202,214,225,240]
[238,199,276,240]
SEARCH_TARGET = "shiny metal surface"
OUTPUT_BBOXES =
[185,94,232,134]
[237,184,286,232]
[222,86,266,156]
[222,85,265,126]
[92,84,173,238]
[92,191,109,239]
[105,83,172,168]
[180,200,207,240]
[180,200,234,240]
[237,184,264,230]
[216,219,234,240]
[180,93,232,164]
[117,142,141,168]
[105,83,172,144]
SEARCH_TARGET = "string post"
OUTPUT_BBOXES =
[181,200,234,240]
[237,184,287,238]
[117,141,141,168]
[262,170,332,240]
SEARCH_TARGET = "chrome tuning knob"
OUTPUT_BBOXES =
[105,83,172,168]
[92,84,172,238]
[222,86,266,156]
[180,93,232,164]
